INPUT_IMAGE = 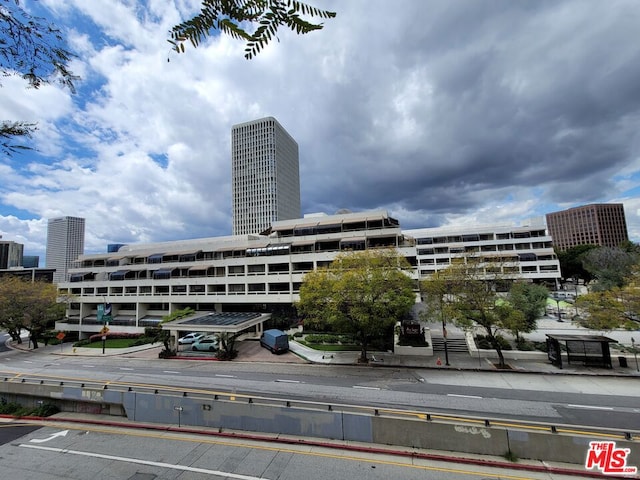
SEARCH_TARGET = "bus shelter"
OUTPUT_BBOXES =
[546,334,618,369]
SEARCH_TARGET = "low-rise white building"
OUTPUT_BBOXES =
[56,210,417,337]
[56,212,561,338]
[405,223,561,286]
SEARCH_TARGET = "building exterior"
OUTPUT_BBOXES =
[22,255,40,268]
[55,211,563,338]
[46,216,85,283]
[231,117,301,235]
[545,203,629,251]
[55,211,416,337]
[0,240,23,269]
[404,222,561,287]
[0,268,54,282]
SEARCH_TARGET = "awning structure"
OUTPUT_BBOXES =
[188,265,208,272]
[153,268,174,279]
[110,270,130,280]
[69,272,92,282]
[147,253,164,263]
[161,311,270,336]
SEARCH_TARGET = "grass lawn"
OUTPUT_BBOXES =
[83,338,153,349]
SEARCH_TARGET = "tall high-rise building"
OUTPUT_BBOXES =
[545,203,629,251]
[0,240,23,268]
[231,117,301,235]
[46,216,85,283]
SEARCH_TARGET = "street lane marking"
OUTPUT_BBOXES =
[21,423,537,479]
[163,370,181,374]
[275,379,300,383]
[215,374,236,378]
[29,430,69,443]
[567,404,614,411]
[353,386,380,390]
[447,394,482,399]
[20,444,272,480]
[119,368,134,371]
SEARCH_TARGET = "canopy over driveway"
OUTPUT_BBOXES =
[162,311,271,349]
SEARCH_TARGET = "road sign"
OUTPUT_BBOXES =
[56,332,66,341]
[100,326,109,335]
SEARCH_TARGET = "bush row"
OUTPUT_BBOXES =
[305,334,357,344]
[0,399,59,417]
[73,332,148,347]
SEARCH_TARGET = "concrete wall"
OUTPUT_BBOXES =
[2,380,637,466]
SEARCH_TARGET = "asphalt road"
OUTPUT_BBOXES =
[0,419,586,480]
[1,345,639,433]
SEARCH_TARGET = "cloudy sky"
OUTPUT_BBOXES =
[2,0,640,264]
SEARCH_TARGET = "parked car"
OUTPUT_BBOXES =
[260,329,289,354]
[192,335,219,352]
[178,332,204,345]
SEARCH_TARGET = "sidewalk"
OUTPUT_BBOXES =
[288,340,640,376]
[7,335,640,376]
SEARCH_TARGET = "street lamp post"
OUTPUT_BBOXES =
[442,318,450,366]
[632,337,639,372]
[553,293,563,322]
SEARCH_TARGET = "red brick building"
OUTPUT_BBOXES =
[545,203,629,251]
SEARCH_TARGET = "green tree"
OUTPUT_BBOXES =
[575,265,640,330]
[574,289,631,331]
[0,276,63,348]
[507,282,548,342]
[582,246,638,291]
[423,256,521,368]
[297,249,416,363]
[169,0,336,59]
[1,0,78,154]
[152,307,195,356]
[216,332,239,361]
[555,245,597,284]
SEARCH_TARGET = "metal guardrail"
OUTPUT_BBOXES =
[1,373,636,441]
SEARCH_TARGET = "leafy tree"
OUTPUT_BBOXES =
[582,246,638,291]
[169,0,336,59]
[216,332,239,360]
[1,0,78,154]
[555,245,597,284]
[575,289,633,331]
[422,256,522,368]
[0,276,63,348]
[576,265,640,330]
[507,282,548,342]
[420,270,451,330]
[152,307,195,356]
[297,249,416,363]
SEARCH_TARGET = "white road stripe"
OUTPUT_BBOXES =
[215,374,236,378]
[447,394,482,399]
[119,367,134,371]
[20,444,271,480]
[566,404,614,411]
[163,370,181,374]
[353,386,380,390]
[275,379,300,383]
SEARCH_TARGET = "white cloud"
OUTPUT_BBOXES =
[1,0,640,264]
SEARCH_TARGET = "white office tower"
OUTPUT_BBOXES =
[232,117,301,235]
[46,216,85,283]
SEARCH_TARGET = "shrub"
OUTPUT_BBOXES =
[0,399,59,417]
[475,334,512,351]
